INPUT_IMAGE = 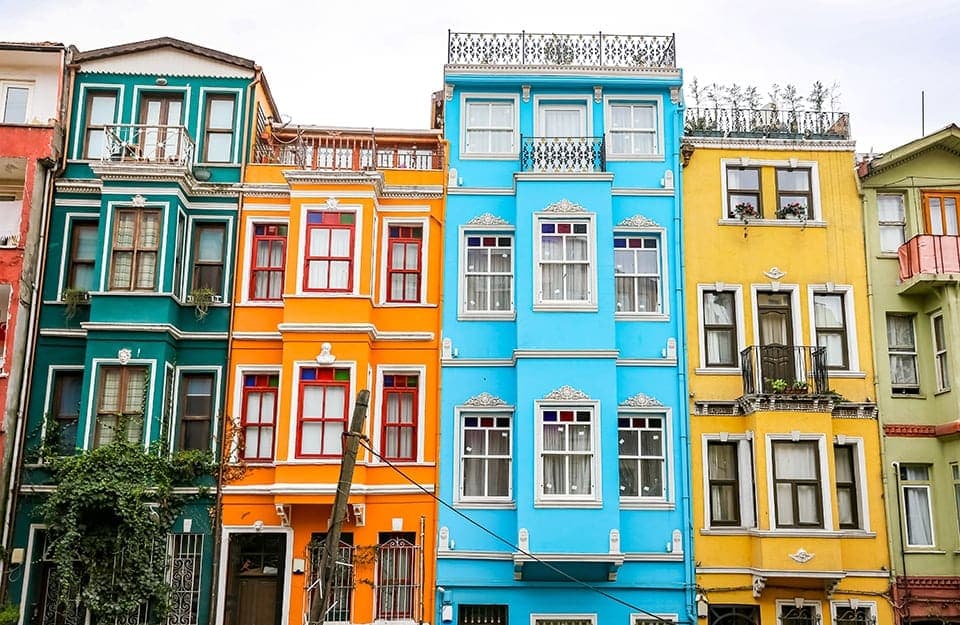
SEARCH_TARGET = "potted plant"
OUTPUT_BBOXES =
[777,202,807,221]
[731,202,759,222]
[766,378,788,394]
[188,287,216,321]
[61,288,90,320]
[788,380,809,394]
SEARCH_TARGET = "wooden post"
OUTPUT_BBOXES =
[309,389,369,624]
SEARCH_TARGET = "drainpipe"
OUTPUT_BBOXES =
[891,462,910,620]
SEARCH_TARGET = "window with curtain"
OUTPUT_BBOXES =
[614,235,661,314]
[298,368,349,458]
[933,313,950,392]
[387,226,423,303]
[772,440,822,528]
[177,373,214,451]
[241,373,278,462]
[190,223,225,295]
[707,441,741,526]
[464,100,515,155]
[539,406,595,499]
[813,293,848,369]
[109,209,160,291]
[460,413,511,500]
[924,192,960,235]
[375,533,418,620]
[538,219,592,305]
[702,290,738,367]
[618,413,665,499]
[304,211,354,292]
[462,234,512,314]
[608,101,658,156]
[900,464,934,547]
[877,194,906,253]
[381,374,418,461]
[250,223,286,301]
[887,314,919,394]
[834,444,860,529]
[67,221,98,291]
[94,366,147,447]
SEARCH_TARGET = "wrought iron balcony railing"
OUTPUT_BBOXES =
[101,124,195,166]
[520,136,605,173]
[740,345,829,396]
[254,135,444,171]
[898,234,960,281]
[684,107,850,140]
[447,31,676,69]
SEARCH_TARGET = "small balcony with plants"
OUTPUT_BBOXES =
[739,344,834,410]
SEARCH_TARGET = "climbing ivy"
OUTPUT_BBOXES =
[37,440,216,622]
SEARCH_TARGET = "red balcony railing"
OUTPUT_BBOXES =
[898,234,960,281]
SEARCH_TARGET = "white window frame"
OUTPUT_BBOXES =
[534,95,592,137]
[531,614,596,625]
[618,407,672,506]
[877,193,906,254]
[806,284,861,374]
[230,365,282,464]
[196,87,244,165]
[0,80,33,124]
[534,400,601,507]
[454,405,514,506]
[603,95,664,161]
[614,226,669,320]
[932,311,950,392]
[169,365,222,455]
[953,463,960,541]
[185,215,234,302]
[696,284,746,373]
[371,364,427,464]
[458,224,515,320]
[285,360,357,463]
[702,434,756,529]
[533,212,597,311]
[775,600,822,625]
[886,313,920,394]
[631,614,677,625]
[294,202,363,297]
[719,158,823,222]
[832,435,870,532]
[460,93,519,160]
[379,217,429,305]
[900,463,936,549]
[765,433,833,531]
[84,358,157,451]
[830,600,877,625]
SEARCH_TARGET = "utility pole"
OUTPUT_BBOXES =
[310,389,369,624]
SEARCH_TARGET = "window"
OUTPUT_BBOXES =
[707,605,759,625]
[614,235,661,314]
[533,616,594,625]
[923,191,960,235]
[933,313,949,392]
[702,290,738,367]
[298,368,349,458]
[50,371,82,455]
[707,442,740,526]
[460,413,511,500]
[537,219,592,306]
[375,532,419,620]
[386,226,423,303]
[463,100,515,155]
[381,374,418,461]
[813,293,848,369]
[1,81,31,124]
[538,405,596,500]
[954,464,960,539]
[67,221,97,291]
[462,234,512,315]
[173,213,186,297]
[110,209,160,291]
[203,95,236,162]
[250,224,286,301]
[240,373,277,462]
[887,314,919,394]
[618,413,665,499]
[878,194,906,253]
[304,211,354,292]
[308,533,354,623]
[608,102,658,156]
[772,440,822,528]
[834,444,860,529]
[832,604,875,625]
[900,464,934,547]
[632,618,675,625]
[167,533,203,625]
[726,167,761,218]
[191,223,226,295]
[94,366,147,447]
[775,168,812,219]
[459,606,507,625]
[778,604,818,625]
[177,373,214,451]
[84,91,117,159]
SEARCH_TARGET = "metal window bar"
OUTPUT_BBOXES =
[779,607,819,625]
[167,534,203,625]
[375,538,421,621]
[459,605,507,625]
[112,530,166,625]
[37,532,85,625]
[834,608,874,625]
[306,540,354,624]
[740,345,829,395]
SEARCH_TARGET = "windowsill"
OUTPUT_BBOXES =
[458,152,518,161]
[236,301,285,307]
[378,302,437,308]
[935,388,951,396]
[0,121,55,129]
[288,292,362,299]
[533,304,598,313]
[454,501,516,509]
[605,154,666,162]
[615,313,669,322]
[620,500,675,510]
[719,218,827,228]
[701,527,877,538]
[877,253,900,259]
[904,548,947,554]
[534,499,602,508]
[695,367,741,375]
[828,370,867,379]
[891,392,925,399]
[194,162,238,167]
[458,312,516,321]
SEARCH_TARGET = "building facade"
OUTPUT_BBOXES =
[7,38,271,625]
[219,125,445,625]
[436,31,695,625]
[859,125,960,624]
[682,108,894,625]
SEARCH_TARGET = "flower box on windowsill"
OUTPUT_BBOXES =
[185,293,223,304]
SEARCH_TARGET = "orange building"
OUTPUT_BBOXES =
[217,126,445,625]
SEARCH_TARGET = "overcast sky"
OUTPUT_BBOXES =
[4,0,959,153]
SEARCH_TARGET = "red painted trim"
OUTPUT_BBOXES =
[249,224,286,301]
[302,213,354,293]
[883,423,937,437]
[296,373,350,458]
[380,377,419,461]
[240,384,277,462]
[385,227,422,303]
[934,420,960,437]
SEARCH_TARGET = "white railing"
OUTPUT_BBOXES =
[101,124,195,166]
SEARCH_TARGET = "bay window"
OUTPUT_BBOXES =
[772,440,823,528]
[109,209,160,291]
[94,366,147,447]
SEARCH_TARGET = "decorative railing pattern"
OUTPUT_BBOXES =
[520,136,605,173]
[254,135,444,171]
[898,234,960,281]
[740,345,829,396]
[447,31,676,69]
[101,124,195,166]
[685,108,850,140]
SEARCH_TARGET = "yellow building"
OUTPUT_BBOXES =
[682,108,893,625]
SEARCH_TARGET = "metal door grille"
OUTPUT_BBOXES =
[375,538,421,621]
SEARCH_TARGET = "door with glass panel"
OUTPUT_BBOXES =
[139,94,184,161]
[924,192,960,235]
[537,104,588,171]
[756,291,796,391]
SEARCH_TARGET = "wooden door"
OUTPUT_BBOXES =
[756,291,796,390]
[139,94,184,160]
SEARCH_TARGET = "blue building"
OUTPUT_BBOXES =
[437,31,694,625]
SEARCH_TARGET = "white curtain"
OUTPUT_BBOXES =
[708,444,738,522]
[542,424,566,494]
[542,108,582,136]
[322,386,345,455]
[774,443,819,525]
[929,198,944,235]
[760,313,787,344]
[300,386,324,454]
[904,486,933,546]
[329,229,351,289]
[945,197,959,235]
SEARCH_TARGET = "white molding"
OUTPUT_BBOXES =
[79,321,228,340]
[168,365,223,455]
[533,210,597,310]
[774,599,823,622]
[195,86,244,165]
[101,198,170,293]
[531,614,596,625]
[71,82,125,160]
[603,93,666,161]
[685,136,856,151]
[453,405,514,505]
[296,200,364,297]
[459,92,520,160]
[448,187,515,196]
[701,434,756,529]
[750,283,803,351]
[611,188,676,196]
[697,283,746,370]
[533,93,593,138]
[276,323,433,341]
[83,357,157,450]
[230,364,282,462]
[240,215,288,304]
[534,399,601,505]
[829,600,878,624]
[617,405,673,505]
[697,565,887,577]
[613,225,669,319]
[372,364,428,464]
[458,226,514,320]
[287,360,356,461]
[219,482,436,495]
[215,527,293,625]
[38,365,86,448]
[378,215,429,305]
[806,284,861,373]
[765,433,834,531]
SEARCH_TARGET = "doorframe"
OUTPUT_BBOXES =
[215,526,294,625]
[750,284,802,349]
[532,94,592,137]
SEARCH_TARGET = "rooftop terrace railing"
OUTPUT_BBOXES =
[684,107,851,140]
[254,134,444,171]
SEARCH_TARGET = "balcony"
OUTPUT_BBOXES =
[740,345,829,396]
[897,234,960,293]
[254,134,444,171]
[447,31,676,69]
[684,107,850,140]
[101,124,195,166]
[520,135,605,173]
